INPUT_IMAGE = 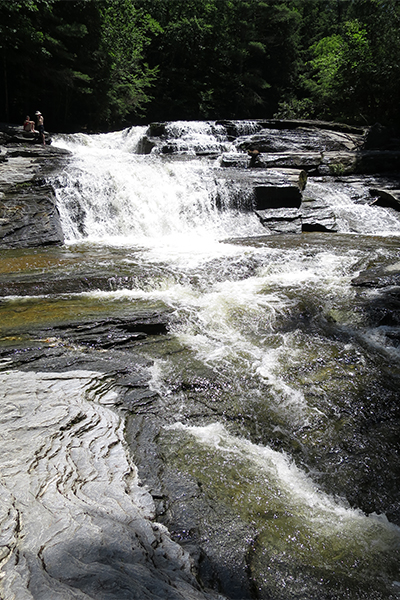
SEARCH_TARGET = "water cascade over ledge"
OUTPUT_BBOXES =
[1,121,400,600]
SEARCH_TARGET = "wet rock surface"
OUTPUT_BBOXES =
[0,314,258,600]
[0,127,70,248]
[2,120,400,600]
[300,197,338,232]
[0,366,226,600]
[0,309,233,600]
[0,180,64,248]
[369,188,400,211]
[126,412,257,600]
[1,119,399,246]
[140,119,400,235]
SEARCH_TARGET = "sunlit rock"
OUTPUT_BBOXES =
[0,370,222,600]
[254,207,302,234]
[0,180,64,248]
[301,197,338,232]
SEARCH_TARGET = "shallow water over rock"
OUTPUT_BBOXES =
[1,122,400,600]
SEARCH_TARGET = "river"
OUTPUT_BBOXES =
[1,122,400,599]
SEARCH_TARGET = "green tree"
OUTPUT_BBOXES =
[0,0,98,128]
[303,20,374,121]
[0,0,160,130]
[277,0,400,126]
[91,0,160,128]
[137,0,301,120]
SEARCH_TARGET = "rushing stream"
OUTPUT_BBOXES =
[1,122,400,599]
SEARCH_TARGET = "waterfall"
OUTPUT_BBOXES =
[53,124,400,248]
[1,122,400,600]
[52,125,266,251]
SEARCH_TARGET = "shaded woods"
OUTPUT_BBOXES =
[1,0,399,132]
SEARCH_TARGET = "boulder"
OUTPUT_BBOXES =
[253,168,307,210]
[220,151,323,173]
[0,144,70,249]
[364,123,400,150]
[52,313,170,349]
[0,122,52,145]
[301,198,338,232]
[214,167,307,212]
[254,197,338,234]
[369,189,400,211]
[254,207,302,234]
[216,118,365,136]
[235,127,363,154]
[0,182,64,248]
[352,262,400,288]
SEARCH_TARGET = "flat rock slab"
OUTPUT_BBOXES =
[235,127,363,153]
[254,207,302,234]
[0,369,221,600]
[0,147,70,249]
[0,274,141,297]
[352,262,400,287]
[52,313,170,348]
[301,198,338,232]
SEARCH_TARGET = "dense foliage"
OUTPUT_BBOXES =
[1,0,399,131]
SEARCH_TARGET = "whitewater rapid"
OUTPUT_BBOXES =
[1,122,400,599]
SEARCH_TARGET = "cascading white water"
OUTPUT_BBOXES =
[307,178,400,235]
[53,124,400,248]
[5,122,396,600]
[53,126,266,256]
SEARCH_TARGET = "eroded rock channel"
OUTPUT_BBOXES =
[1,120,400,600]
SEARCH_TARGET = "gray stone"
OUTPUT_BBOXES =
[301,197,338,232]
[235,127,363,154]
[0,145,70,249]
[0,370,224,600]
[0,181,64,248]
[352,262,400,288]
[254,207,302,234]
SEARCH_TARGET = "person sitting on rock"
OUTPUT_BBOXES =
[23,116,35,132]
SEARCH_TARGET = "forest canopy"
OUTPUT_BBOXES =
[1,0,399,131]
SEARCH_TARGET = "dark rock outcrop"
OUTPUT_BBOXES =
[138,118,399,235]
[364,123,400,150]
[352,263,400,288]
[0,180,64,248]
[301,197,338,232]
[1,119,399,247]
[254,207,302,234]
[52,313,170,349]
[351,262,400,347]
[0,135,70,248]
[0,122,52,145]
[369,188,400,211]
